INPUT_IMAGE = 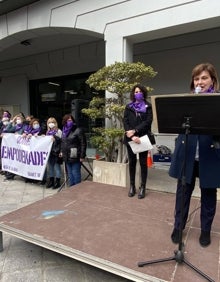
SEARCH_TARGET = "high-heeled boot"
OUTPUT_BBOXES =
[128,184,136,197]
[138,184,146,199]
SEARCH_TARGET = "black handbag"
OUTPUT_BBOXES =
[148,132,156,145]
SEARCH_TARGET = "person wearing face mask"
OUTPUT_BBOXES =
[1,116,10,130]
[59,114,87,187]
[5,114,26,134]
[44,117,62,188]
[22,118,43,183]
[23,115,34,132]
[0,111,11,174]
[3,114,27,180]
[0,111,11,128]
[123,84,153,199]
[170,63,220,247]
[23,118,42,138]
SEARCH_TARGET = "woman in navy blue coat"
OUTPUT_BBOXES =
[169,63,220,247]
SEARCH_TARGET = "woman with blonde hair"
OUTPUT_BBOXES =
[45,117,62,189]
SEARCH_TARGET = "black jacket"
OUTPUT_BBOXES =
[49,133,62,164]
[123,101,153,144]
[61,127,87,163]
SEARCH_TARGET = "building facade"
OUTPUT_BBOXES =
[0,0,220,129]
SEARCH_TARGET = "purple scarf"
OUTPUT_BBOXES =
[129,101,147,113]
[30,127,41,135]
[15,123,23,132]
[62,122,76,137]
[206,86,215,93]
[46,129,58,136]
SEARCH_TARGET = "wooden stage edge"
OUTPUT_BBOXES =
[0,225,152,282]
[0,181,161,282]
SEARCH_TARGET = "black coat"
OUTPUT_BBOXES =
[49,134,62,164]
[61,127,87,163]
[123,101,153,144]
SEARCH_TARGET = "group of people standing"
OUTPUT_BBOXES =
[0,112,87,189]
[124,62,220,248]
[0,62,219,248]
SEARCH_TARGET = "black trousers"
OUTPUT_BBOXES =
[174,161,217,232]
[126,144,148,186]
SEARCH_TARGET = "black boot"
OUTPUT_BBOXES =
[138,184,146,199]
[40,180,46,185]
[53,178,61,189]
[5,172,15,180]
[46,177,54,188]
[199,230,211,247]
[171,228,180,244]
[128,184,136,197]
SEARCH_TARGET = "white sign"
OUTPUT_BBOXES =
[1,134,53,180]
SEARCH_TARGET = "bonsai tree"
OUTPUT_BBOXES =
[82,61,157,163]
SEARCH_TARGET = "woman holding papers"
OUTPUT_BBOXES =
[169,62,220,247]
[123,84,153,199]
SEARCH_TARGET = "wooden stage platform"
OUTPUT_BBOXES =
[0,181,218,282]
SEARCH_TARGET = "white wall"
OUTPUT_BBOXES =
[0,0,220,111]
[134,28,220,95]
[1,27,220,113]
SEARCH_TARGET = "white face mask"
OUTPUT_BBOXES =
[3,121,9,126]
[33,124,40,129]
[48,122,55,129]
[16,119,22,124]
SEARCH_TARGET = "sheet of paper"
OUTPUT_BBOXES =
[128,135,153,154]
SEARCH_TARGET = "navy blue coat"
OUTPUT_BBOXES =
[169,134,220,188]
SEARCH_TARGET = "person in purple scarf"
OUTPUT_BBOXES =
[60,114,87,187]
[22,118,42,183]
[3,114,26,180]
[44,117,62,189]
[170,63,220,247]
[123,84,153,199]
[23,118,42,138]
[0,111,11,174]
[5,114,26,135]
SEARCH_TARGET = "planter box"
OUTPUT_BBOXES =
[93,160,129,187]
[93,160,141,188]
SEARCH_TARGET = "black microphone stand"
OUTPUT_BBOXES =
[58,162,69,192]
[138,117,215,282]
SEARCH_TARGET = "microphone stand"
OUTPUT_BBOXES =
[138,117,215,282]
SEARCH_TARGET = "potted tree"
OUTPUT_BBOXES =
[82,61,157,186]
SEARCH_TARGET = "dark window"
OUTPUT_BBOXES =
[29,73,104,141]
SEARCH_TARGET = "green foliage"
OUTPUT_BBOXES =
[86,62,157,97]
[90,128,125,162]
[82,61,157,162]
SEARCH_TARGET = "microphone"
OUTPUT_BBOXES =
[195,86,202,94]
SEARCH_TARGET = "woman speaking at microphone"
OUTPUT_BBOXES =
[169,62,220,247]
